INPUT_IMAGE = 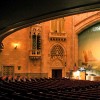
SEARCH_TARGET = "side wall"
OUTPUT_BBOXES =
[0,10,100,78]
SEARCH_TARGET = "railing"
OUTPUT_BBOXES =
[49,32,67,38]
[29,49,41,59]
[49,32,67,41]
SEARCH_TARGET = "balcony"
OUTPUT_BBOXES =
[49,32,67,41]
[29,49,41,60]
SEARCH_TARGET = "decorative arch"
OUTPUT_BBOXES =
[49,43,66,68]
[75,11,100,34]
[51,58,63,67]
[50,44,65,59]
[49,43,66,55]
[78,23,100,75]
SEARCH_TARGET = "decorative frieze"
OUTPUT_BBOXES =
[49,32,67,41]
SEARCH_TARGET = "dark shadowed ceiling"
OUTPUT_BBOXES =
[0,0,100,41]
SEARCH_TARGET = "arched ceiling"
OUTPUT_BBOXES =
[0,0,100,41]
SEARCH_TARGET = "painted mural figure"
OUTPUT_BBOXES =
[74,63,77,71]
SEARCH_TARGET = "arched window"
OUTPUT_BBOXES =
[37,33,41,49]
[51,44,64,58]
[30,25,41,55]
[32,33,37,49]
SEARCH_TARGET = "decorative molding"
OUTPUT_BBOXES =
[75,11,100,34]
[52,59,63,67]
[75,11,100,27]
[49,32,67,42]
[29,50,41,60]
[49,43,66,56]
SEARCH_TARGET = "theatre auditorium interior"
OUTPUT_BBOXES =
[0,0,100,100]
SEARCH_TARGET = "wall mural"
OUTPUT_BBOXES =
[78,23,100,75]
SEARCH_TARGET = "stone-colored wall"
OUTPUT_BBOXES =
[0,10,100,78]
[2,27,30,73]
[74,11,100,34]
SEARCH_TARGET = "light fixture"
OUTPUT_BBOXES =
[13,43,19,49]
[14,45,17,49]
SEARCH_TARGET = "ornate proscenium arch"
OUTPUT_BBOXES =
[75,11,100,34]
[0,0,100,42]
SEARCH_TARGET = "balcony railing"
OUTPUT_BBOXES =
[49,32,67,41]
[29,49,41,59]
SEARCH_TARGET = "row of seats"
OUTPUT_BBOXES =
[0,76,100,100]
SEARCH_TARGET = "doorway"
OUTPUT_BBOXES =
[52,69,62,78]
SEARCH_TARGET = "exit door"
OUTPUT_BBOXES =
[52,69,62,78]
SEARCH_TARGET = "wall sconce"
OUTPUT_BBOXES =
[14,45,17,49]
[12,42,20,49]
[14,43,19,49]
